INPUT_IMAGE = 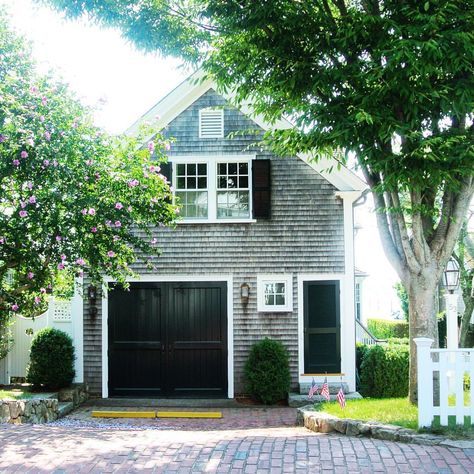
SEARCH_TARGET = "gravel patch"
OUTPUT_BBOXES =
[47,417,169,431]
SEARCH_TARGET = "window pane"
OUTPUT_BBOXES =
[187,163,196,175]
[198,163,207,175]
[187,177,196,189]
[239,162,248,174]
[177,164,186,176]
[176,191,208,218]
[238,176,248,189]
[264,283,274,295]
[218,176,227,189]
[216,191,250,219]
[265,294,275,306]
[275,294,285,306]
[177,177,186,189]
[218,163,227,175]
[228,163,237,175]
[198,177,207,189]
[227,177,237,188]
[275,283,285,294]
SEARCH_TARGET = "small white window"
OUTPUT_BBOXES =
[199,108,224,138]
[257,274,293,312]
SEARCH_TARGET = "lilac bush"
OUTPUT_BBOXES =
[0,13,177,329]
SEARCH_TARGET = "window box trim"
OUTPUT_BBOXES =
[257,274,293,313]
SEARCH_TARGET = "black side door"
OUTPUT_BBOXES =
[304,280,341,374]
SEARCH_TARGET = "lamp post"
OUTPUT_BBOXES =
[442,258,460,349]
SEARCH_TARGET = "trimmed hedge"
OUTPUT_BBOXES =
[367,318,409,339]
[359,343,409,398]
[26,327,75,390]
[244,338,291,404]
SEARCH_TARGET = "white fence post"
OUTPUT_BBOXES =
[414,337,434,428]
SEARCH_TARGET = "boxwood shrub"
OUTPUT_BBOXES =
[244,338,291,404]
[359,343,409,398]
[367,318,409,339]
[26,327,75,390]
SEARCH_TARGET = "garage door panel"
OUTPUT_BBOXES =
[171,348,225,394]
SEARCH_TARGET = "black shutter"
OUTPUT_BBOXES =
[160,161,172,184]
[252,159,271,219]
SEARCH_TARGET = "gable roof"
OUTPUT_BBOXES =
[127,69,367,192]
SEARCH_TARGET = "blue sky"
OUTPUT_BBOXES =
[4,0,189,133]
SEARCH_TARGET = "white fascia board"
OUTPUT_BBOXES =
[126,68,367,192]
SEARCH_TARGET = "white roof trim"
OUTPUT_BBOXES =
[126,69,367,192]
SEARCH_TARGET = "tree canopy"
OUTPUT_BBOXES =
[0,11,178,322]
[39,0,474,400]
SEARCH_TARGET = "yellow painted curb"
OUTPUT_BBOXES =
[92,410,155,418]
[156,411,222,419]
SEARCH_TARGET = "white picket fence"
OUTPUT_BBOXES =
[0,294,83,385]
[415,338,473,428]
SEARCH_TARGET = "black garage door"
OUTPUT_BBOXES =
[108,281,227,397]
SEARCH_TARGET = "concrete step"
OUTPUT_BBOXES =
[87,398,242,408]
[288,391,362,408]
[58,401,74,418]
[299,382,350,395]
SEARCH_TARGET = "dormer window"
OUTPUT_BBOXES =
[199,108,224,138]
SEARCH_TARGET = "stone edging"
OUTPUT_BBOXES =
[0,398,58,424]
[297,405,474,449]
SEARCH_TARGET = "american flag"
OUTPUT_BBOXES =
[308,378,318,399]
[336,385,346,409]
[320,377,330,401]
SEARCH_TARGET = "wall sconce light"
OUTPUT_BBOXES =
[88,285,98,318]
[240,283,250,303]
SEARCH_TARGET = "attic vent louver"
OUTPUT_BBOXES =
[199,108,224,138]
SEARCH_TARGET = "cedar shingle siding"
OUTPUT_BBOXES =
[83,89,345,395]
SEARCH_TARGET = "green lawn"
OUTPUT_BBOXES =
[314,397,418,430]
[313,397,474,439]
[0,389,33,400]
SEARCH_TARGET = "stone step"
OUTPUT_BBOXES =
[58,401,74,418]
[288,391,362,408]
[299,382,350,395]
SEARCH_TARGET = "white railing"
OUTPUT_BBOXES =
[356,320,387,346]
[415,338,473,428]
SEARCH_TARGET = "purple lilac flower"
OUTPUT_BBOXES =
[29,196,36,204]
[27,138,34,147]
[165,142,171,151]
[34,296,41,304]
[147,141,155,153]
[13,160,20,167]
[91,227,97,233]
[43,160,50,166]
[55,235,62,242]
[11,304,19,312]
[19,210,27,218]
[0,134,6,143]
[20,150,28,159]
[20,201,26,209]
[0,237,4,244]
[41,96,48,106]
[81,208,87,215]
[86,159,93,166]
[27,272,34,280]
[60,254,66,261]
[107,250,116,257]
[114,220,121,227]
[44,131,51,141]
[76,258,86,266]
[40,287,46,293]
[115,202,123,210]
[39,115,45,122]
[27,182,33,190]
[88,208,96,216]
[58,263,65,270]
[128,179,139,187]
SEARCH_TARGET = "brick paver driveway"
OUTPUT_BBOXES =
[0,407,473,473]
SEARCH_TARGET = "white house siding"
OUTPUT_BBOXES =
[83,89,345,396]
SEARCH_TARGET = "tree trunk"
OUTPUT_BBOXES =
[407,273,439,403]
[459,298,474,347]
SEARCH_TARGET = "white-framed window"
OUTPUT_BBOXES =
[257,274,293,312]
[172,155,254,222]
[199,108,224,138]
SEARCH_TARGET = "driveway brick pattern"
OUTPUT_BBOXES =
[0,407,472,473]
